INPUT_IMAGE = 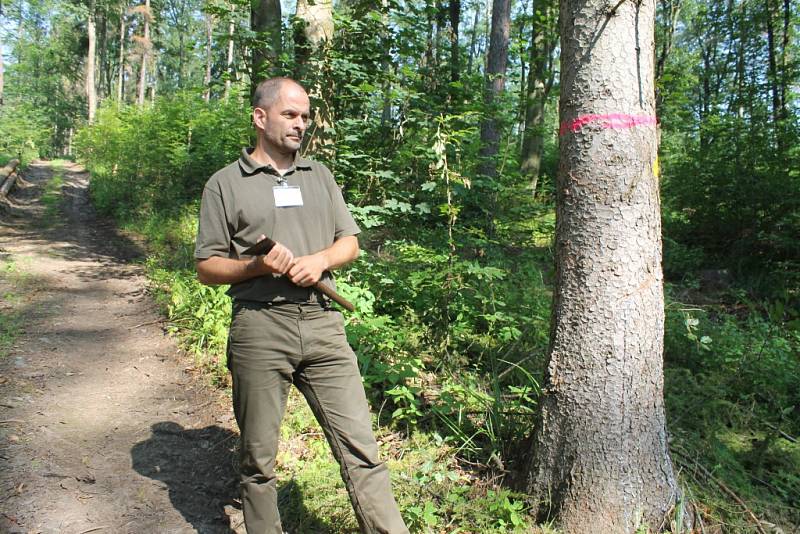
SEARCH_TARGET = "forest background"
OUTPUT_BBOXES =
[0,0,798,531]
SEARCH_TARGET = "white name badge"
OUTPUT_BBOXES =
[273,185,304,208]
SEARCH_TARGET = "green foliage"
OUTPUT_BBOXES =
[75,92,250,221]
[663,294,800,529]
[0,101,53,163]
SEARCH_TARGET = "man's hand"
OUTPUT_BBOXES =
[258,237,294,275]
[288,253,328,287]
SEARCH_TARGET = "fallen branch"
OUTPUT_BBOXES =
[672,446,767,534]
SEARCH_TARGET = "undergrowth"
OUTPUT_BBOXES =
[74,95,800,533]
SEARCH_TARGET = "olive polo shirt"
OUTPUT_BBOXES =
[194,148,361,303]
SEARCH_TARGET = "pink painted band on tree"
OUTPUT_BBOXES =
[559,113,657,135]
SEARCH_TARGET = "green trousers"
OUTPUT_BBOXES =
[228,301,409,534]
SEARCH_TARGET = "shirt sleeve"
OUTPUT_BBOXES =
[194,183,232,260]
[323,168,361,239]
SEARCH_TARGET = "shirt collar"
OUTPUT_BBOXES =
[238,147,313,177]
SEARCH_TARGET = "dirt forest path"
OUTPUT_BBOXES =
[0,161,240,534]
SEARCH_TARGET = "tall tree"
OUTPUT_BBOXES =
[0,41,4,107]
[135,0,152,107]
[524,0,681,531]
[476,0,511,233]
[86,0,98,123]
[203,11,213,101]
[519,0,557,197]
[117,4,126,103]
[250,0,281,89]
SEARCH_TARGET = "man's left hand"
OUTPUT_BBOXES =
[288,253,328,287]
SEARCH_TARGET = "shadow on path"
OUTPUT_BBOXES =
[132,422,240,533]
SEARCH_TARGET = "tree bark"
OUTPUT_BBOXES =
[250,0,281,89]
[524,0,681,532]
[86,2,98,123]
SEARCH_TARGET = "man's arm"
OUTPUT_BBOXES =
[288,235,359,287]
[196,241,294,285]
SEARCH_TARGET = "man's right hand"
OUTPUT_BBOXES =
[258,240,294,275]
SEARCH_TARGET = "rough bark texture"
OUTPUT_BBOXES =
[86,5,97,123]
[525,0,680,532]
[250,0,281,88]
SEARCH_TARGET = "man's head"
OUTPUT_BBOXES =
[252,78,311,158]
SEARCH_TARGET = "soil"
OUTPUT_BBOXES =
[0,161,241,534]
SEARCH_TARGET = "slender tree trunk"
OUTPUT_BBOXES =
[117,7,126,104]
[449,0,461,84]
[765,0,781,129]
[86,3,98,123]
[477,0,511,234]
[478,0,510,177]
[136,0,151,107]
[97,7,108,98]
[0,43,4,106]
[466,2,480,75]
[225,17,235,99]
[204,12,213,101]
[520,0,556,197]
[524,0,681,532]
[250,0,281,90]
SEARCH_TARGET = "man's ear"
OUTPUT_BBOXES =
[253,107,267,131]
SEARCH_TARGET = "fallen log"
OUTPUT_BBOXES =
[0,159,21,198]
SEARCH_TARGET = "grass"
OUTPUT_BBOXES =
[0,258,32,359]
[40,161,65,226]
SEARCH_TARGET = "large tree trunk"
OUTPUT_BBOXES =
[250,0,281,89]
[520,0,557,197]
[86,3,98,123]
[524,0,681,532]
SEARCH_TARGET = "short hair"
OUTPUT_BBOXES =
[251,77,305,109]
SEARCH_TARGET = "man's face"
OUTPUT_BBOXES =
[254,83,311,157]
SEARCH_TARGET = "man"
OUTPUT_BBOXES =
[194,77,408,534]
